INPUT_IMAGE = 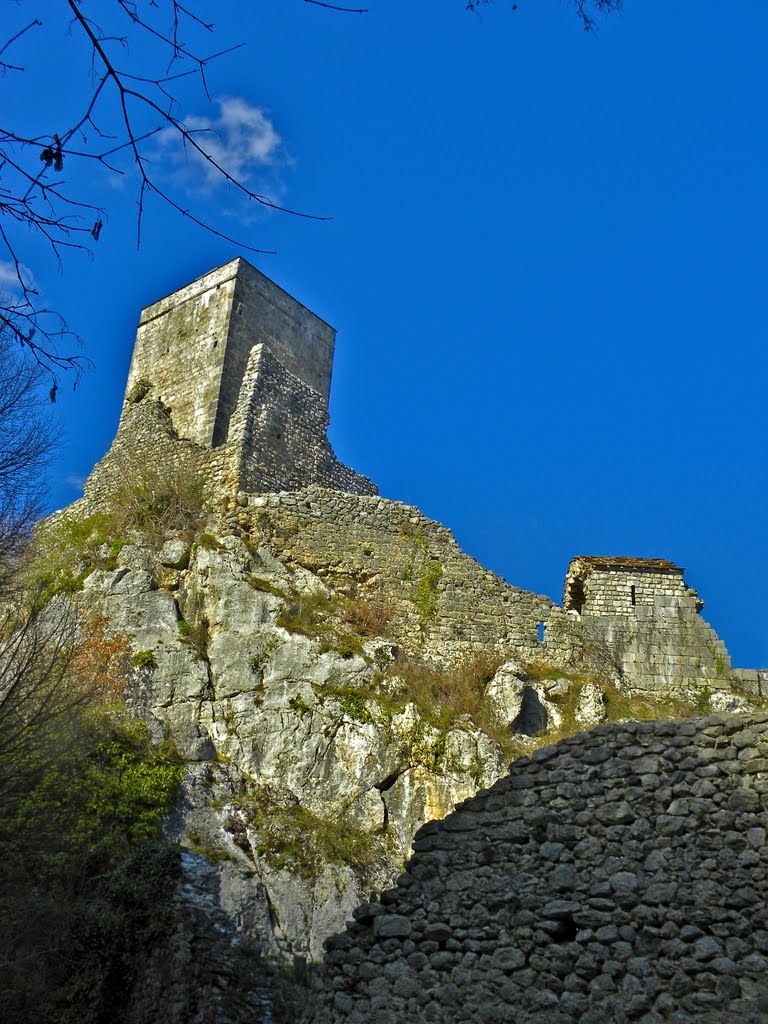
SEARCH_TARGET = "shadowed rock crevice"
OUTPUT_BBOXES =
[511,685,548,736]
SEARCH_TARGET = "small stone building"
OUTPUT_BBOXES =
[563,556,731,694]
[563,556,702,618]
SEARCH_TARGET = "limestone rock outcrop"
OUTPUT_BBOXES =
[76,511,523,956]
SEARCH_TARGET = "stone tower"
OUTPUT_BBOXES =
[103,258,376,499]
[123,259,334,448]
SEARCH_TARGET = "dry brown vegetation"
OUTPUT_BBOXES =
[341,595,395,638]
[386,652,503,729]
[69,617,134,704]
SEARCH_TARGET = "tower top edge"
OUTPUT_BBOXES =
[137,257,336,336]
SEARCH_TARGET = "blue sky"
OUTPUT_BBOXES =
[4,1,767,668]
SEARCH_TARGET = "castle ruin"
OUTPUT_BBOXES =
[76,261,762,699]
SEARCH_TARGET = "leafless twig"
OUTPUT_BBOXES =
[303,1,369,12]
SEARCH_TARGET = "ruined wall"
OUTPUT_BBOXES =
[304,712,768,1024]
[228,345,376,497]
[564,559,733,695]
[81,397,212,512]
[236,486,614,676]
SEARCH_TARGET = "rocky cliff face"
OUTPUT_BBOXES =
[73,505,513,958]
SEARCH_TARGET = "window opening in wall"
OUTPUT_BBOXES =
[566,579,586,614]
[537,622,545,643]
[630,585,636,607]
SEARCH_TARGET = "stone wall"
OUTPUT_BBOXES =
[229,344,376,497]
[236,486,614,676]
[81,397,212,512]
[303,712,768,1024]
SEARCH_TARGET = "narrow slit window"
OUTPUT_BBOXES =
[537,622,545,643]
[630,585,637,607]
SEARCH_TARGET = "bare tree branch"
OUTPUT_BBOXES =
[466,0,622,32]
[303,1,369,12]
[0,19,42,74]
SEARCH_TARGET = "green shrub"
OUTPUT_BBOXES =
[403,527,443,626]
[288,694,311,717]
[315,685,375,724]
[196,532,223,550]
[186,831,231,864]
[402,718,447,771]
[230,786,388,882]
[318,633,366,659]
[247,574,289,598]
[13,717,183,873]
[132,649,157,669]
[412,559,442,625]
[176,616,210,660]
[24,512,120,600]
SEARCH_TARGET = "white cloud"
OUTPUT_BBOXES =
[0,260,35,294]
[163,97,285,193]
[62,473,87,493]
